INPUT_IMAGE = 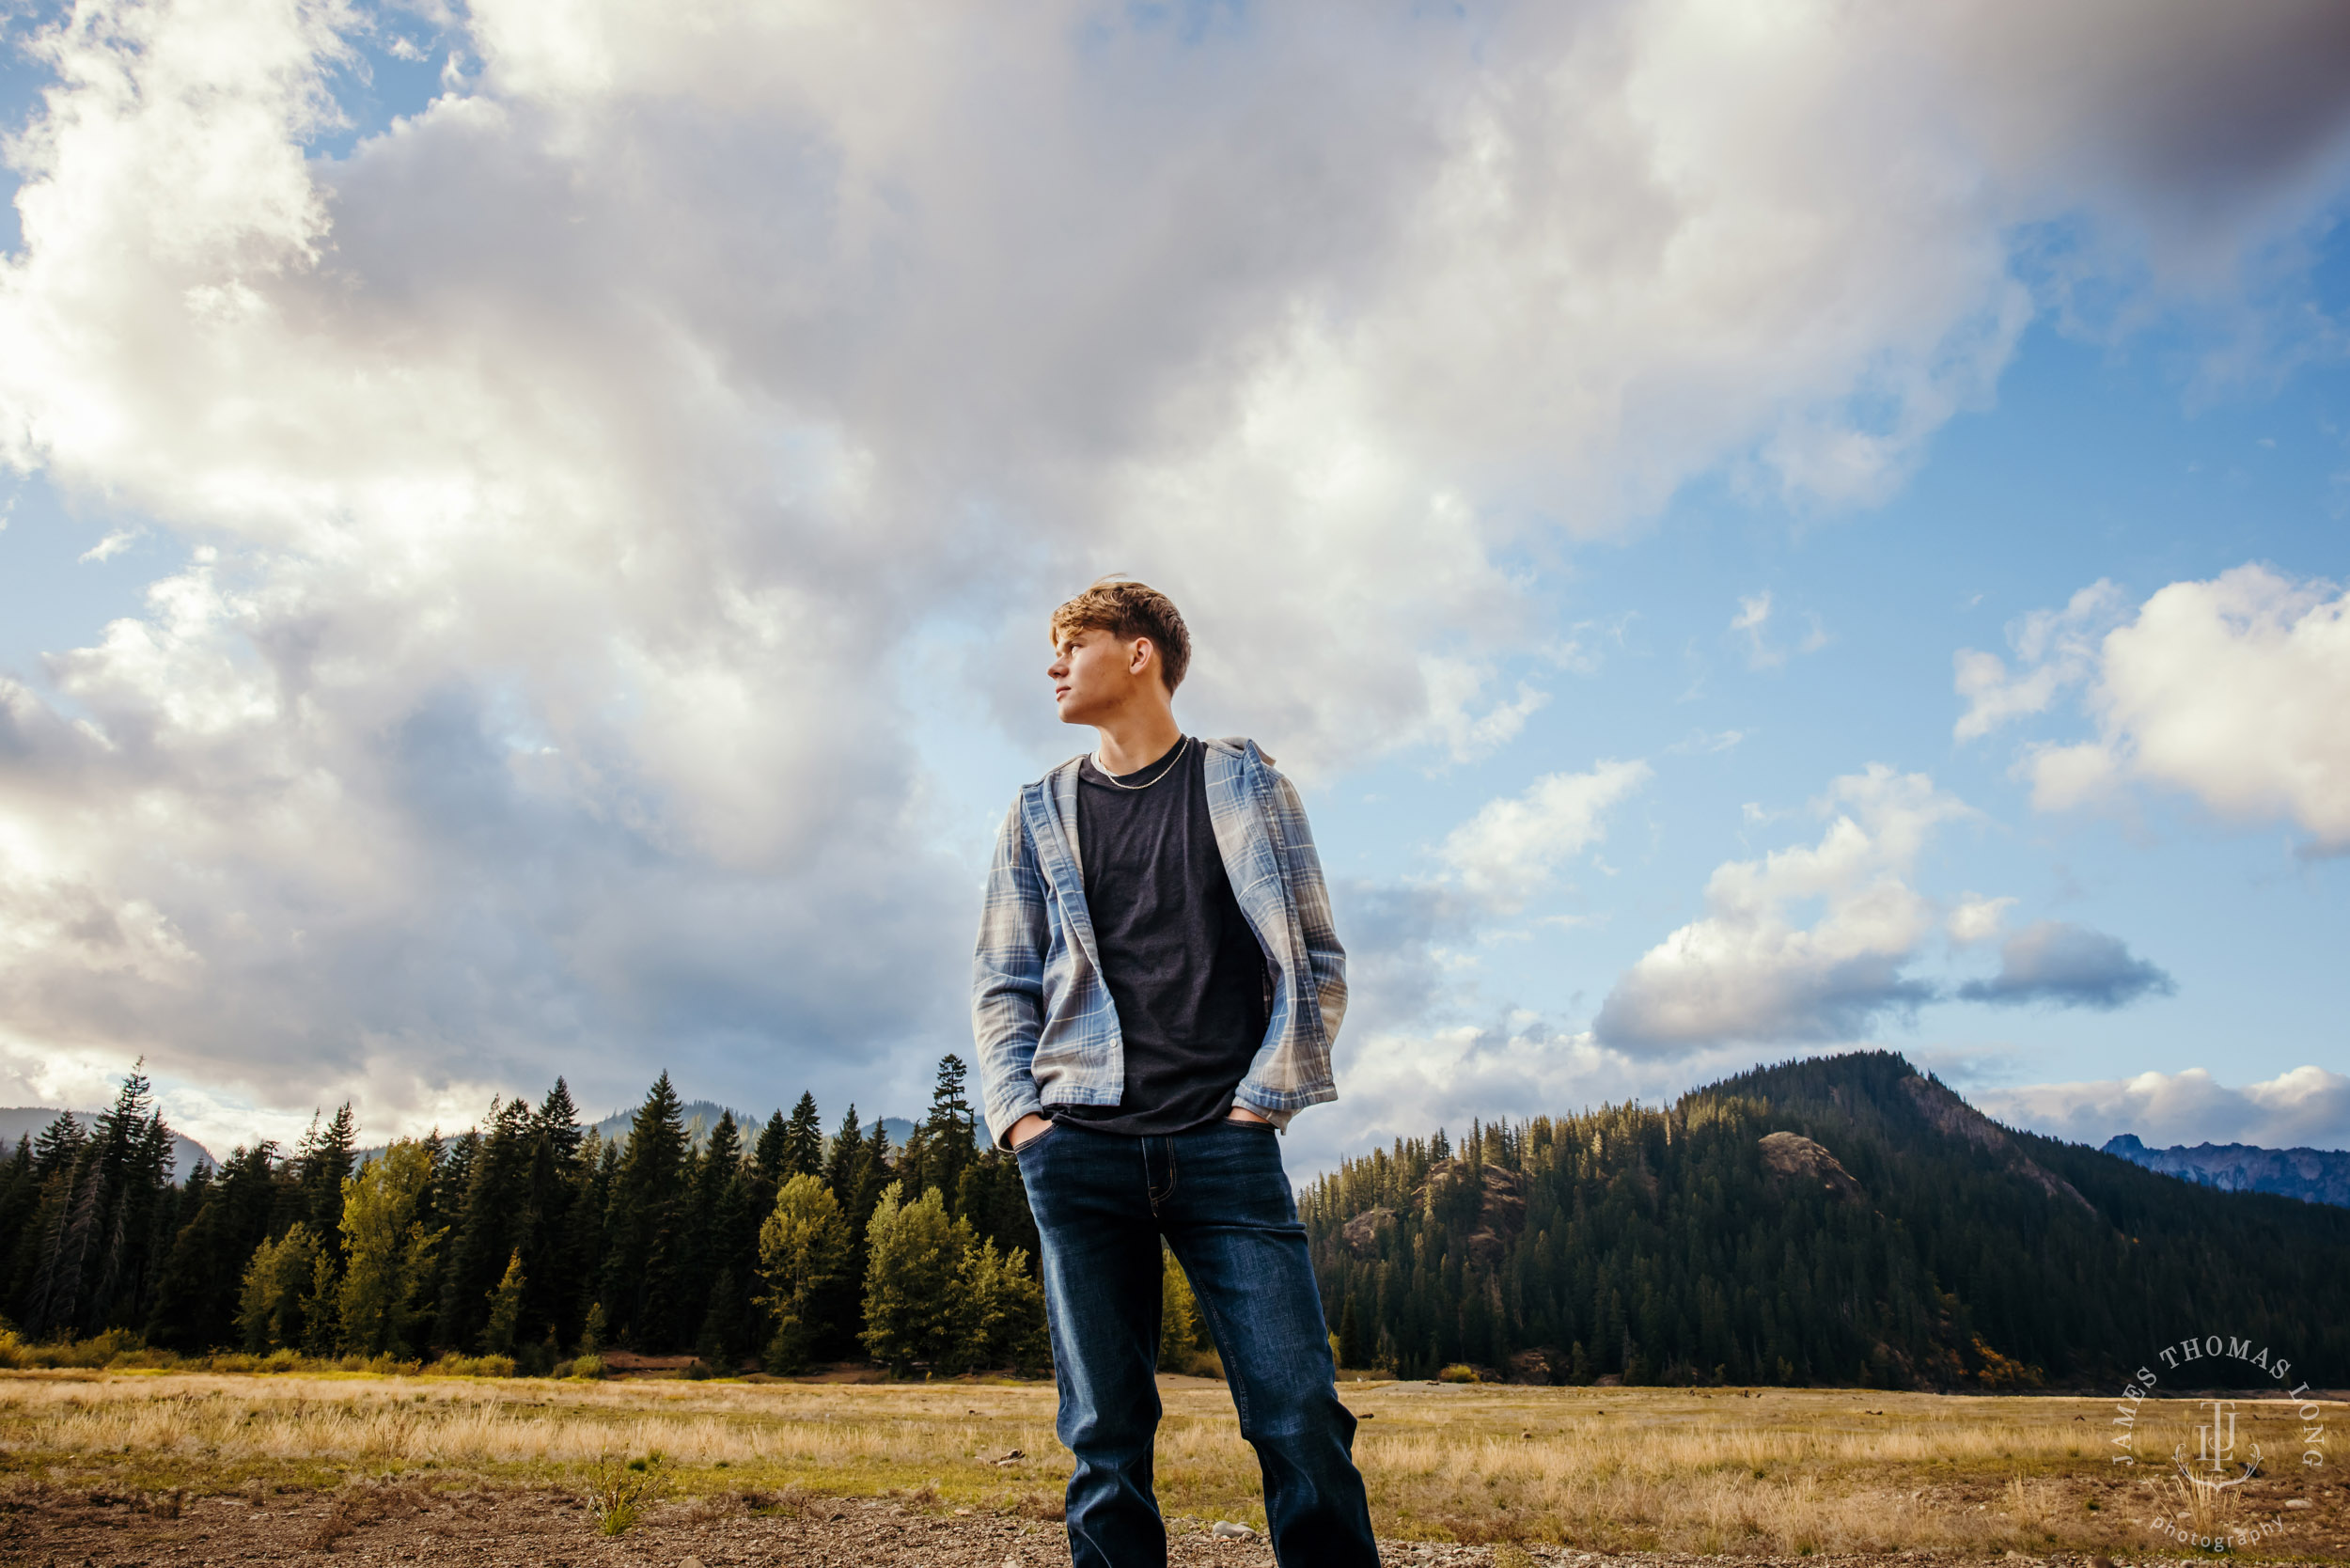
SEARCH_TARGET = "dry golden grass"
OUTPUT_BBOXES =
[0,1370,2340,1557]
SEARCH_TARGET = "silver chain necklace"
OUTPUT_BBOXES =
[1092,734,1189,791]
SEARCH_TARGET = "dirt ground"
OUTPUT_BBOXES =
[0,1484,2114,1568]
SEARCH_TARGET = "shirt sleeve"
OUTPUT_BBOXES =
[971,794,1051,1148]
[1270,769,1348,1048]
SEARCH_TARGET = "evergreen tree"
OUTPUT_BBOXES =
[144,1140,281,1351]
[140,1159,212,1347]
[859,1183,961,1375]
[564,1133,617,1350]
[294,1105,358,1266]
[337,1140,443,1357]
[237,1222,321,1352]
[601,1074,692,1349]
[781,1091,824,1179]
[849,1115,894,1233]
[955,1234,1048,1373]
[822,1103,863,1209]
[923,1055,979,1212]
[438,1098,535,1353]
[757,1172,851,1372]
[685,1110,757,1364]
[301,1247,341,1356]
[956,1150,1040,1267]
[0,1138,39,1309]
[753,1111,791,1181]
[481,1250,527,1356]
[16,1071,179,1338]
[524,1079,589,1350]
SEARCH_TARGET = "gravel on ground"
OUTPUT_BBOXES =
[0,1482,2123,1568]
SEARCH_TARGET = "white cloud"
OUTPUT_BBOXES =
[1966,567,2350,851]
[1951,578,2128,740]
[76,528,140,563]
[1438,759,1652,911]
[1593,765,1971,1051]
[1977,1065,2350,1151]
[1945,894,2014,946]
[1728,589,1828,671]
[2,0,2350,1137]
[1731,591,1778,668]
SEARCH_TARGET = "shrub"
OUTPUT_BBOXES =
[0,1328,149,1370]
[425,1353,515,1378]
[580,1451,667,1535]
[566,1354,606,1380]
[1438,1363,1480,1384]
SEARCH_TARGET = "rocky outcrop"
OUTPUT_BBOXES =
[1340,1207,1397,1258]
[1757,1130,1864,1202]
[1420,1159,1528,1268]
[1902,1074,2095,1215]
[1336,1159,1529,1266]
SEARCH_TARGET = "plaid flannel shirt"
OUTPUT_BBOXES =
[970,735,1347,1149]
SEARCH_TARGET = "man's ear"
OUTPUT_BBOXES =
[1128,637,1154,677]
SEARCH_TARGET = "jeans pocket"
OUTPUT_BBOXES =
[1012,1121,1061,1158]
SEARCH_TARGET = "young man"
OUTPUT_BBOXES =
[972,580,1378,1567]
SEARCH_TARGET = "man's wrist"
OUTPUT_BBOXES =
[1008,1111,1054,1148]
[1226,1103,1270,1124]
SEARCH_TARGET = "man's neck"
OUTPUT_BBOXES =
[1091,707,1183,776]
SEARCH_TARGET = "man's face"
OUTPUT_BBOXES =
[1049,626,1149,726]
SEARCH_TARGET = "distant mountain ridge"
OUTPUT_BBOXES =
[0,1107,216,1178]
[2103,1133,2350,1208]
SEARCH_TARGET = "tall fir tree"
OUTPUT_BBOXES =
[781,1092,824,1179]
[601,1074,692,1349]
[822,1103,862,1210]
[522,1079,588,1352]
[682,1110,744,1357]
[752,1111,791,1184]
[922,1055,978,1214]
[294,1105,358,1267]
[438,1098,535,1352]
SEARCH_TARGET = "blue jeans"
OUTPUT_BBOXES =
[1016,1117,1378,1568]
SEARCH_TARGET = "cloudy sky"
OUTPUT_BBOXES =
[1,0,2345,1168]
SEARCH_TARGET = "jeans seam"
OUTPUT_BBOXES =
[1146,1137,1178,1211]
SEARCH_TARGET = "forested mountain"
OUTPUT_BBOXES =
[0,1060,1042,1374]
[1304,1052,2350,1388]
[2103,1134,2350,1208]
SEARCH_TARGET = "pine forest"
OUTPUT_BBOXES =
[5,1049,2347,1391]
[0,1056,1049,1379]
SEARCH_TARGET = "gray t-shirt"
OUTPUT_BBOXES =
[1058,736,1270,1137]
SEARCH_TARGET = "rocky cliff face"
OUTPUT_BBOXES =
[1757,1130,1864,1202]
[1900,1074,2095,1215]
[2103,1134,2350,1208]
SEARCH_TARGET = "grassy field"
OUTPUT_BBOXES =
[0,1369,2340,1558]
